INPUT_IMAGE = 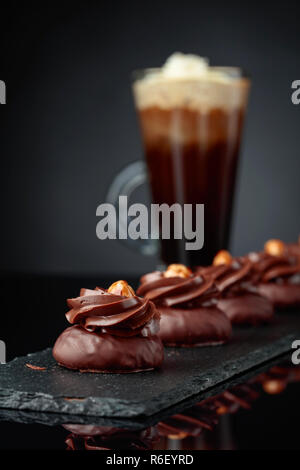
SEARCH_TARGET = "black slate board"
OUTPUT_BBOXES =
[0,313,299,421]
[0,352,291,430]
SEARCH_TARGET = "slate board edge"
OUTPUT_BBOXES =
[0,333,295,419]
[0,351,292,429]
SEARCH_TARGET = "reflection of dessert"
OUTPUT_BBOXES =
[62,363,300,451]
[53,281,164,373]
[64,425,158,450]
[196,251,274,325]
[247,239,300,309]
[137,264,232,347]
[157,382,260,445]
[157,405,218,439]
[255,364,300,394]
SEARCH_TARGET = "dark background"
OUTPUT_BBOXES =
[0,1,299,277]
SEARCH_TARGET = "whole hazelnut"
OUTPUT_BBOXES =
[164,264,192,278]
[213,250,232,266]
[264,239,285,257]
[107,280,135,297]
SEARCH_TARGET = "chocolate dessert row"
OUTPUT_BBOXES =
[53,238,300,373]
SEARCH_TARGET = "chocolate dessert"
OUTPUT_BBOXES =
[196,250,274,325]
[247,239,300,309]
[137,264,232,347]
[285,237,300,260]
[53,280,164,373]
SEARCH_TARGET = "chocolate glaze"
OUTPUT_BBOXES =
[53,325,164,373]
[53,286,164,373]
[196,259,274,325]
[218,293,274,325]
[257,283,300,309]
[248,250,300,309]
[137,272,232,346]
[158,306,232,347]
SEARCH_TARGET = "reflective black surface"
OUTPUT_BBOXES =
[0,364,299,449]
[1,275,300,450]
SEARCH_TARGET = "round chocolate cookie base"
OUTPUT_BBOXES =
[162,340,228,348]
[56,363,155,374]
[157,306,232,347]
[218,293,274,325]
[53,325,164,373]
[257,283,300,309]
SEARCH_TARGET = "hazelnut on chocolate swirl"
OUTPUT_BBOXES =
[197,253,254,296]
[138,270,218,308]
[53,281,164,373]
[196,251,274,325]
[247,239,300,309]
[66,285,159,337]
[137,264,232,347]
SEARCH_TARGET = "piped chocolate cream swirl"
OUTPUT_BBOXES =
[137,264,232,346]
[248,239,300,286]
[66,283,159,337]
[196,251,274,325]
[285,238,300,261]
[243,239,300,309]
[137,264,218,308]
[195,251,254,297]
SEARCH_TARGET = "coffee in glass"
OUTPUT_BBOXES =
[132,53,250,266]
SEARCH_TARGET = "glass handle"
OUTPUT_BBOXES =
[105,161,159,256]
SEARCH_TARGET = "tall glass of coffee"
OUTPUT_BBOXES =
[107,53,250,267]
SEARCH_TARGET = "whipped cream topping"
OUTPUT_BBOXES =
[153,53,226,81]
[133,52,249,111]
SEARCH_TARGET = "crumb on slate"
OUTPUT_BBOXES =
[64,397,85,401]
[25,363,46,371]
